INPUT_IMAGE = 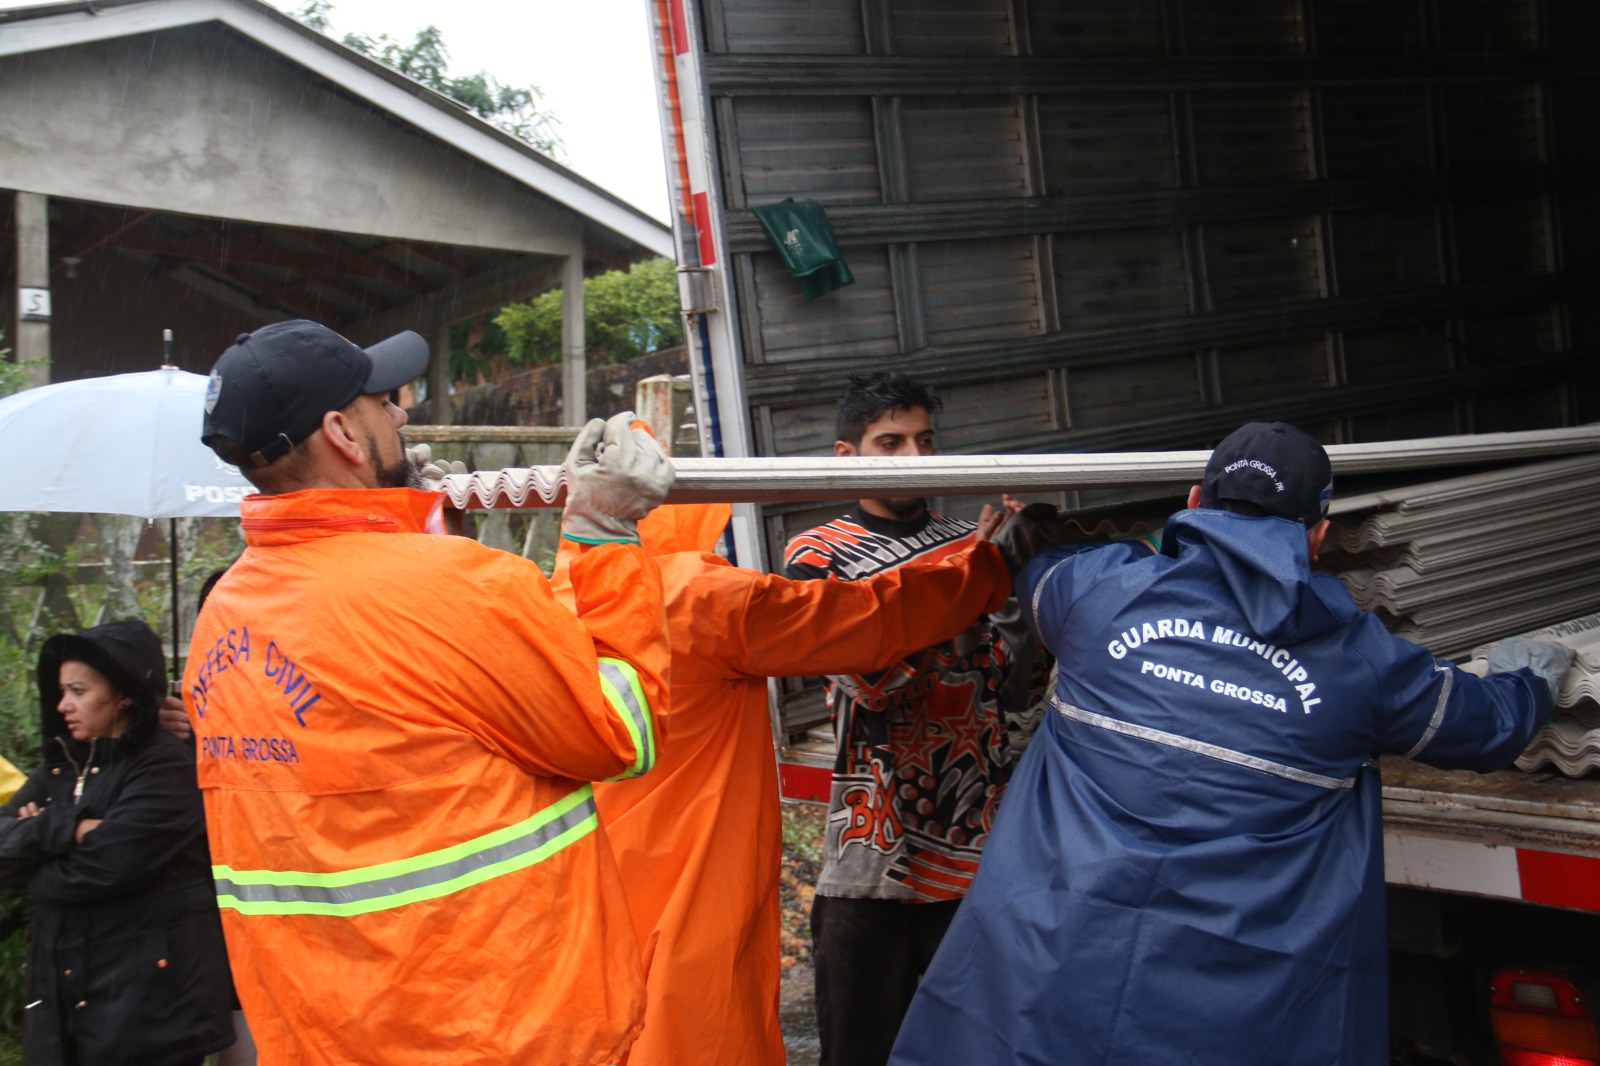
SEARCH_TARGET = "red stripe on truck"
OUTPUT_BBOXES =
[779,763,830,804]
[693,191,717,266]
[669,0,690,55]
[1517,849,1600,912]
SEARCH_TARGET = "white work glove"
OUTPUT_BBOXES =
[405,443,468,490]
[561,410,674,544]
[1486,637,1576,711]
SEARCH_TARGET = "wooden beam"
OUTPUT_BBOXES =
[292,230,438,294]
[166,263,280,323]
[345,253,564,342]
[52,210,154,274]
[201,262,336,322]
[105,234,433,292]
[294,270,389,314]
[387,238,479,277]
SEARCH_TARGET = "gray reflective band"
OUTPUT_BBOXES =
[1031,558,1071,633]
[1054,697,1356,791]
[214,787,598,916]
[1402,665,1452,760]
[598,659,652,776]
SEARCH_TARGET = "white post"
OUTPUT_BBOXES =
[430,314,453,424]
[561,250,586,426]
[13,192,51,386]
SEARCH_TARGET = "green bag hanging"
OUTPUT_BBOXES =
[750,198,855,301]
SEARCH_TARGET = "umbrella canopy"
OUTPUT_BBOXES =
[0,368,251,519]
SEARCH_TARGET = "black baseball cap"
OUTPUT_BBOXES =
[201,320,429,467]
[1200,422,1333,526]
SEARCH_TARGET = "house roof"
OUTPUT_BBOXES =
[0,0,673,258]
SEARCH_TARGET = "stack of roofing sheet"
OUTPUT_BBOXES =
[1461,617,1600,777]
[1324,453,1600,660]
[1513,709,1600,777]
[1327,454,1600,777]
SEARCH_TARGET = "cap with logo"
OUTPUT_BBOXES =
[201,320,429,467]
[1200,421,1333,526]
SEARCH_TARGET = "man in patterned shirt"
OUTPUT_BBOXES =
[783,371,1049,1066]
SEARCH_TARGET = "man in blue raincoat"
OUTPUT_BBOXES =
[888,422,1570,1066]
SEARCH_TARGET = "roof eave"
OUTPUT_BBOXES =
[0,0,674,258]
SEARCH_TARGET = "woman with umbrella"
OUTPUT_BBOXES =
[0,619,235,1065]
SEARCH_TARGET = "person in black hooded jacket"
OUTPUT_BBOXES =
[0,619,234,1066]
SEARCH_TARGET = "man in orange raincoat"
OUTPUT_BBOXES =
[552,499,1014,1066]
[185,320,672,1066]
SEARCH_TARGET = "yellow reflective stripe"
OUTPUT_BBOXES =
[213,785,597,917]
[598,657,655,780]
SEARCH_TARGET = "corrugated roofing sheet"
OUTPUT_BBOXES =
[1333,458,1600,778]
[1324,449,1600,660]
[1460,616,1600,778]
[435,423,1600,776]
[435,424,1600,510]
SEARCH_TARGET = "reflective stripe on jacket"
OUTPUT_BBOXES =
[891,509,1546,1066]
[184,487,669,1066]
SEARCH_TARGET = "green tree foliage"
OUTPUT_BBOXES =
[0,354,31,405]
[290,1,562,156]
[0,337,35,1059]
[0,338,50,766]
[494,258,684,368]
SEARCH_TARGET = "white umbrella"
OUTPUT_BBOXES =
[0,367,251,519]
[0,367,254,675]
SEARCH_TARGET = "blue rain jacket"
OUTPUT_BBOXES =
[889,509,1548,1066]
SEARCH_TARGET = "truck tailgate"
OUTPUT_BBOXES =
[1383,757,1600,856]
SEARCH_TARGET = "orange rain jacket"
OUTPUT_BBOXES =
[554,504,1011,1066]
[183,487,669,1066]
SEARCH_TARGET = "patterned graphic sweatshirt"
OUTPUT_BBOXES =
[784,507,1049,901]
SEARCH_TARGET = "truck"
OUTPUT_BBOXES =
[642,0,1600,1061]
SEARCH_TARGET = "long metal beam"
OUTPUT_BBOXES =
[436,425,1600,510]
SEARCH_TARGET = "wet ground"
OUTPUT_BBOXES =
[779,803,825,1065]
[780,962,821,1066]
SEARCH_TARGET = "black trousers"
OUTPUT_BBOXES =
[811,894,962,1066]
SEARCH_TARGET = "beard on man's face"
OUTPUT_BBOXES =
[875,495,927,519]
[370,432,423,490]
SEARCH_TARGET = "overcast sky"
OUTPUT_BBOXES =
[0,0,673,222]
[265,0,671,221]
[266,0,672,222]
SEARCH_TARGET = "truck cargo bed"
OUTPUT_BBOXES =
[1382,757,1600,857]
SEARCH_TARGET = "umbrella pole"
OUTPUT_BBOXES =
[169,517,181,684]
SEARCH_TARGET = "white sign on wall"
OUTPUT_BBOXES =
[18,288,51,321]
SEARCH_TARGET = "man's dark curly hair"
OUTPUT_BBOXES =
[834,371,943,446]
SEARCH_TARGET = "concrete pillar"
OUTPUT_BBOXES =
[561,251,586,427]
[429,314,454,424]
[13,192,51,386]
